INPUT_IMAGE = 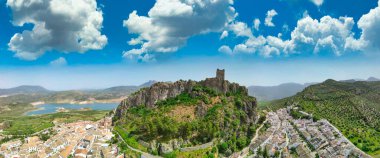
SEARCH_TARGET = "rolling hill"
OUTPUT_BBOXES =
[0,81,157,116]
[0,85,50,96]
[248,77,379,101]
[269,80,380,156]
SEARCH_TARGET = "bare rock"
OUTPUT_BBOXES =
[160,142,173,154]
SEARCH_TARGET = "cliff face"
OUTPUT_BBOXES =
[113,70,258,156]
[115,77,248,119]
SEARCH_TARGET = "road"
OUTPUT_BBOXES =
[229,118,268,158]
[115,131,162,158]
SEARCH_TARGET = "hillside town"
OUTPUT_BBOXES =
[249,107,371,158]
[0,116,124,158]
[0,107,373,158]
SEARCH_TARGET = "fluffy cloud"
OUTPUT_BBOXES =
[288,15,355,55]
[7,0,107,60]
[218,45,233,54]
[310,0,324,7]
[50,57,67,66]
[354,0,380,53]
[220,15,357,57]
[220,31,229,40]
[228,21,253,38]
[122,49,156,62]
[265,9,278,27]
[253,18,260,31]
[219,35,289,57]
[123,0,236,60]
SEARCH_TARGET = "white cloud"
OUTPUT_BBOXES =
[260,45,280,57]
[6,0,107,61]
[218,45,233,55]
[355,0,380,53]
[253,18,260,31]
[265,9,278,27]
[228,21,253,38]
[122,49,156,62]
[50,57,67,66]
[289,16,355,55]
[310,0,324,7]
[220,15,357,57]
[123,0,236,61]
[220,31,229,40]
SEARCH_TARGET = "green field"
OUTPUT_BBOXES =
[0,110,109,136]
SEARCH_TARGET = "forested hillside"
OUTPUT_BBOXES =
[268,80,380,156]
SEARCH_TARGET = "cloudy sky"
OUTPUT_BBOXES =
[0,0,379,90]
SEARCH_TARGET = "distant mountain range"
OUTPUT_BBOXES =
[1,77,379,102]
[248,77,380,101]
[0,81,157,96]
[340,77,380,83]
[0,81,158,105]
[0,85,50,96]
[248,83,316,101]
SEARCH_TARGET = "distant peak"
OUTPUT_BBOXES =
[367,77,380,82]
[139,80,158,87]
[325,79,336,82]
[0,85,50,95]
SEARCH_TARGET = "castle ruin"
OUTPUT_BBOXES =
[216,69,225,81]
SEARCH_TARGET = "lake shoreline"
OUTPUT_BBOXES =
[24,102,118,116]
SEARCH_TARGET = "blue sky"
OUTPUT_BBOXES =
[0,0,379,90]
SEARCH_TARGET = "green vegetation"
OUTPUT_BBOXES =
[156,93,199,107]
[257,101,271,110]
[114,85,257,156]
[0,102,36,117]
[163,147,217,158]
[117,140,142,158]
[0,110,109,136]
[269,80,380,156]
[113,126,148,152]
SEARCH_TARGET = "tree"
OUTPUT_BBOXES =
[263,146,269,158]
[218,142,228,153]
[237,136,247,149]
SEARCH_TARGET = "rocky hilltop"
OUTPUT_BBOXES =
[113,69,258,156]
[115,69,248,119]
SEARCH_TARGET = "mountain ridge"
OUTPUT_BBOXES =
[248,77,380,101]
[248,82,316,101]
[0,85,50,96]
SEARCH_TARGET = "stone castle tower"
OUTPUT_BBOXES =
[216,69,225,80]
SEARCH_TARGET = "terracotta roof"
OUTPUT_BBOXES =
[59,144,74,158]
[74,149,88,155]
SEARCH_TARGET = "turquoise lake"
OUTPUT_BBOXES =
[25,103,118,116]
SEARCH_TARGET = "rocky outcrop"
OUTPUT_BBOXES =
[114,69,249,119]
[115,79,247,118]
[159,139,183,154]
[115,80,196,118]
[195,102,208,117]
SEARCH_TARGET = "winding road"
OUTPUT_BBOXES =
[229,118,268,158]
[115,131,162,158]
